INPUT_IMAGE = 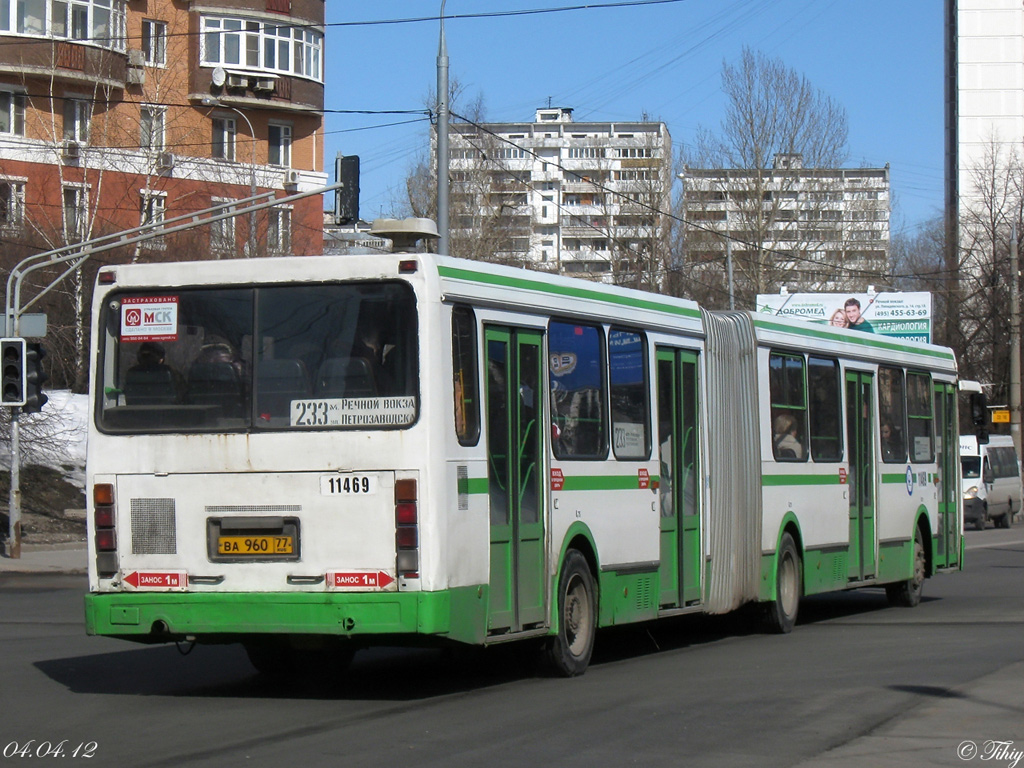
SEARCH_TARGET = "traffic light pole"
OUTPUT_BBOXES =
[4,181,346,558]
[7,410,20,558]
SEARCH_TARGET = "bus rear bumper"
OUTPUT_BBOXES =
[84,587,488,645]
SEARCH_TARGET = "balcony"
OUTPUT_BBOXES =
[0,1,128,87]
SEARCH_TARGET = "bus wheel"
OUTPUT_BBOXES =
[886,528,925,608]
[975,506,987,531]
[764,532,800,634]
[544,550,597,677]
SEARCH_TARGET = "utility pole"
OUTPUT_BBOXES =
[437,1,450,255]
[1011,226,1021,457]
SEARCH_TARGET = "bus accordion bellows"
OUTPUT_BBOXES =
[84,249,973,677]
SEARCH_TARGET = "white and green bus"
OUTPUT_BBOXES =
[84,249,971,676]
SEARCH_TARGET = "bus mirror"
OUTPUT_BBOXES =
[970,391,989,445]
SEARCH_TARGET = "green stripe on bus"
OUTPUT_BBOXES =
[881,473,910,484]
[560,474,648,491]
[762,474,845,486]
[459,477,489,495]
[438,265,701,320]
[751,317,955,362]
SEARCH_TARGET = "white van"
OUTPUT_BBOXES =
[960,435,1022,530]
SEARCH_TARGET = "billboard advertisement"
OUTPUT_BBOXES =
[755,292,932,343]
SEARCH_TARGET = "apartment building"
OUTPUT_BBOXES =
[955,0,1023,215]
[442,107,672,284]
[682,154,890,294]
[0,0,327,261]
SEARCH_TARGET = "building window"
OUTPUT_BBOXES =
[44,0,125,48]
[139,191,166,249]
[268,207,291,253]
[63,98,90,143]
[0,91,25,135]
[142,19,166,65]
[0,180,25,231]
[210,199,236,253]
[212,116,236,161]
[62,185,87,241]
[140,105,165,151]
[268,123,291,167]
[200,15,323,82]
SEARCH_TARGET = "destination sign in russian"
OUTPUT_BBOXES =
[290,397,417,427]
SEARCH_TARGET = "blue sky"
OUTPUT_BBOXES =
[323,1,944,236]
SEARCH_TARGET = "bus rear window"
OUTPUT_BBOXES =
[97,282,418,433]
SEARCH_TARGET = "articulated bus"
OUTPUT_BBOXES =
[84,249,971,676]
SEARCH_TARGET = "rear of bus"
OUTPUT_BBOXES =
[83,255,451,668]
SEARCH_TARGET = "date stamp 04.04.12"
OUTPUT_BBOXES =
[3,742,97,759]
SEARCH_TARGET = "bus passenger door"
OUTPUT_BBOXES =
[485,327,545,634]
[656,348,701,608]
[934,382,959,568]
[846,371,876,581]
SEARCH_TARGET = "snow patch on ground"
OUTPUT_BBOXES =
[2,390,88,488]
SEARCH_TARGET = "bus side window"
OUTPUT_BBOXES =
[906,372,934,463]
[549,320,607,460]
[808,356,842,462]
[452,306,480,445]
[878,367,907,463]
[608,328,649,460]
[769,352,808,462]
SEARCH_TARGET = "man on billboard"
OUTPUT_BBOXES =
[844,298,874,333]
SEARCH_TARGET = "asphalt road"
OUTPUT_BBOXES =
[1,528,1022,768]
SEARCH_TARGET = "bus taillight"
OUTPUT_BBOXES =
[395,478,418,578]
[93,483,118,577]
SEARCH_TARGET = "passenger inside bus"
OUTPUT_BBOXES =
[773,412,805,460]
[123,341,184,405]
[187,340,248,418]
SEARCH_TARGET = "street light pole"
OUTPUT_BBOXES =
[437,0,450,255]
[202,97,258,256]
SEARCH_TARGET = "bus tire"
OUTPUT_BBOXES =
[886,527,925,608]
[764,532,800,634]
[544,549,597,677]
[975,505,987,531]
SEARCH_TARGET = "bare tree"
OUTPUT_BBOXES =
[682,48,885,308]
[956,136,1024,404]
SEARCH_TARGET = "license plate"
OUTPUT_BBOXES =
[217,535,294,556]
[321,474,378,496]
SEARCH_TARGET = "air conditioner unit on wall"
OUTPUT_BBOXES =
[156,152,175,171]
[62,140,81,160]
[127,48,145,68]
[252,78,276,93]
[127,68,145,85]
[226,74,247,89]
[283,168,300,188]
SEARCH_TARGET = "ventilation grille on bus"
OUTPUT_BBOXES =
[205,505,302,515]
[634,575,654,611]
[457,465,469,511]
[834,553,846,584]
[131,498,177,555]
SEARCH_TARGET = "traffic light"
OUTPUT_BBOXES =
[1,337,27,406]
[22,342,48,414]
